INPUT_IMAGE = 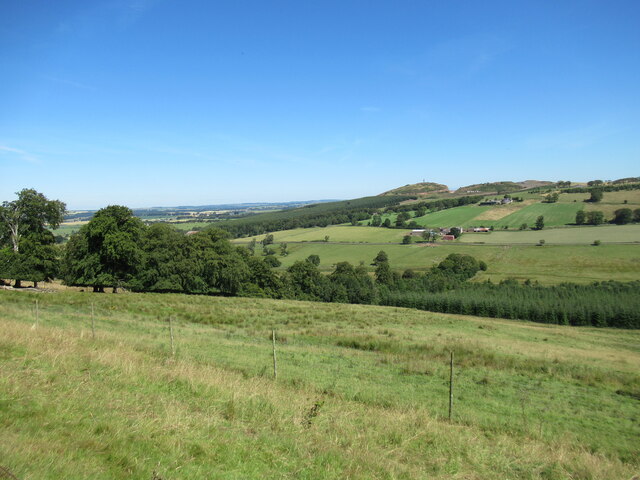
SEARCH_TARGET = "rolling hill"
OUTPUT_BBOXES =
[456,180,554,194]
[379,182,449,197]
[1,289,638,479]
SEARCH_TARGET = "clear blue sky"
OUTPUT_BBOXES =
[1,1,639,209]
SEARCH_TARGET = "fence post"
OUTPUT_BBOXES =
[169,316,175,356]
[448,351,454,421]
[272,329,277,379]
[91,303,96,339]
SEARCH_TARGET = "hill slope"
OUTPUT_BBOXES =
[456,180,553,194]
[1,290,639,479]
[380,182,449,196]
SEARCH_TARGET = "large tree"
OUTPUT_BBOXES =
[62,205,144,292]
[0,189,65,287]
[612,208,633,225]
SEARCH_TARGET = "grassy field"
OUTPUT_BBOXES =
[235,225,408,244]
[245,242,640,284]
[488,203,585,228]
[459,224,640,245]
[412,205,492,227]
[1,290,638,479]
[400,203,583,229]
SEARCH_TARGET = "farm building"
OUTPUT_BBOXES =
[441,234,456,241]
[473,227,491,233]
[410,229,426,236]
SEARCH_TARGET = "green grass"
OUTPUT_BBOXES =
[489,203,585,228]
[257,242,640,284]
[412,205,492,227]
[234,225,409,244]
[459,224,640,245]
[1,290,639,479]
[399,203,584,229]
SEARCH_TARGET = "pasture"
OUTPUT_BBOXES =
[458,224,640,245]
[236,225,408,244]
[249,242,640,284]
[1,290,638,479]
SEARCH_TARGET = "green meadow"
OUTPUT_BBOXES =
[459,224,640,245]
[412,205,493,227]
[246,242,640,284]
[237,225,408,244]
[1,290,639,479]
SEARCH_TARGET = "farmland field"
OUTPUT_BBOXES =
[1,290,638,479]
[246,242,640,284]
[235,225,408,244]
[489,203,584,228]
[458,224,640,245]
[412,205,492,227]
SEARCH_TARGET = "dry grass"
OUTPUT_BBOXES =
[474,200,536,221]
[1,291,639,479]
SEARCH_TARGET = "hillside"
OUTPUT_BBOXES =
[379,182,449,197]
[1,290,639,479]
[456,180,553,194]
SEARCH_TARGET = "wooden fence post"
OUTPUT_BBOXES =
[272,329,277,379]
[448,351,454,421]
[169,316,175,356]
[91,303,96,339]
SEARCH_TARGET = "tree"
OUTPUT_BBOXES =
[519,223,528,230]
[612,208,633,225]
[422,230,437,242]
[371,215,382,227]
[634,209,640,223]
[374,260,393,285]
[247,238,257,254]
[261,234,274,246]
[382,218,391,228]
[263,255,281,268]
[402,234,412,244]
[575,210,586,225]
[286,260,327,300]
[402,269,417,279]
[415,206,427,217]
[279,242,288,256]
[535,216,544,230]
[373,250,388,265]
[586,211,604,225]
[62,205,144,292]
[436,253,482,281]
[450,227,463,238]
[589,189,603,203]
[587,180,604,186]
[0,189,66,287]
[395,212,410,227]
[306,254,320,266]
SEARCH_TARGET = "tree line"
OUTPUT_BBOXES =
[2,189,639,329]
[212,195,408,237]
[384,195,485,214]
[381,280,640,328]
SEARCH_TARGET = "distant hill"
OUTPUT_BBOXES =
[380,182,449,197]
[456,180,553,194]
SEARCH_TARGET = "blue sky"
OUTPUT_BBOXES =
[1,0,639,209]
